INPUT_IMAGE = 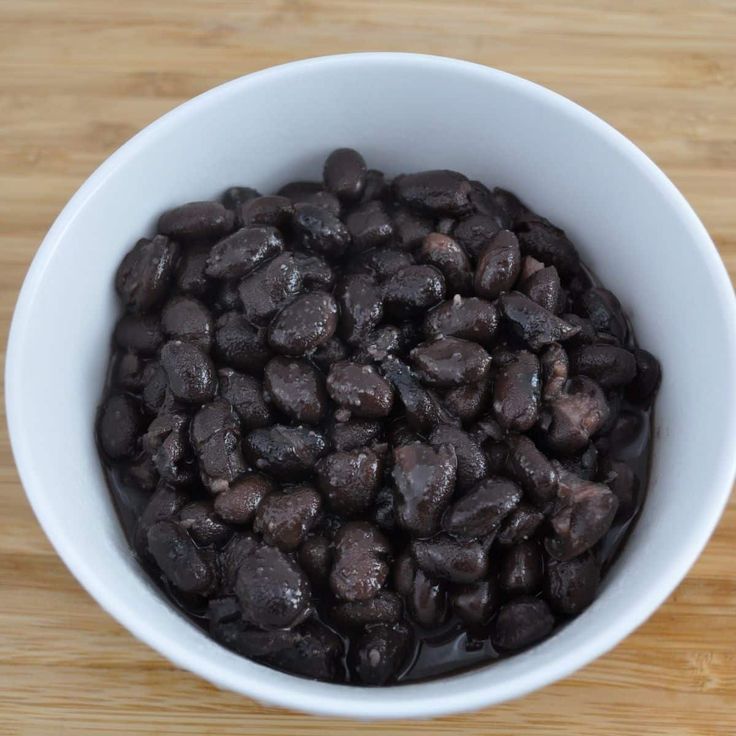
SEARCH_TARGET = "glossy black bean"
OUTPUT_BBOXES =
[218,367,273,429]
[569,345,637,388]
[499,541,544,594]
[442,477,522,537]
[330,522,391,602]
[394,169,472,216]
[352,624,411,685]
[213,473,274,525]
[392,442,457,537]
[492,597,555,651]
[239,195,294,229]
[474,229,521,299]
[253,485,322,551]
[337,274,383,345]
[243,424,328,481]
[99,394,142,460]
[429,425,488,491]
[292,202,351,256]
[411,535,489,584]
[521,265,562,313]
[492,349,541,431]
[159,340,217,404]
[115,235,178,313]
[324,147,367,201]
[205,226,284,280]
[410,336,491,388]
[326,361,394,419]
[113,314,163,356]
[161,295,213,352]
[268,291,338,356]
[238,253,303,326]
[515,218,579,278]
[419,233,473,295]
[263,357,327,424]
[423,296,498,346]
[499,292,580,351]
[545,552,600,615]
[158,201,234,243]
[316,448,382,517]
[383,265,446,319]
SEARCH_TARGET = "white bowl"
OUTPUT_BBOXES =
[7,53,736,720]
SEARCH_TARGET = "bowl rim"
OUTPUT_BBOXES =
[6,52,736,720]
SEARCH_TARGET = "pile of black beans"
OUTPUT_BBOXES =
[98,148,660,686]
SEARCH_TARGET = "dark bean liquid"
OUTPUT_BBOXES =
[98,150,660,686]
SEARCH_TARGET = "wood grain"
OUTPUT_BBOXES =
[0,1,734,734]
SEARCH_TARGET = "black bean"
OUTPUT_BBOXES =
[451,579,500,628]
[311,336,349,372]
[343,200,394,253]
[360,169,387,203]
[563,313,597,346]
[443,378,492,424]
[324,148,367,202]
[393,552,448,628]
[578,287,628,343]
[139,365,169,415]
[204,226,284,280]
[352,623,411,686]
[297,189,342,216]
[332,590,402,631]
[161,295,213,352]
[191,399,246,492]
[492,350,541,431]
[330,522,391,602]
[352,325,403,363]
[355,248,416,282]
[419,233,473,295]
[238,252,303,326]
[474,230,521,299]
[627,348,662,405]
[292,252,335,290]
[392,441,457,536]
[213,313,270,374]
[221,186,261,212]
[160,340,216,404]
[545,552,600,615]
[234,542,311,628]
[383,265,446,319]
[239,195,294,229]
[598,457,639,520]
[515,218,579,278]
[499,292,580,351]
[371,485,398,533]
[218,367,273,429]
[490,187,531,224]
[429,425,488,492]
[135,482,189,554]
[99,394,141,460]
[391,208,433,250]
[381,356,457,434]
[337,274,384,345]
[243,424,327,481]
[113,352,148,391]
[500,541,543,594]
[424,296,498,346]
[521,265,562,313]
[115,235,178,313]
[506,435,559,508]
[292,202,351,257]
[492,597,555,651]
[175,243,212,298]
[569,345,637,388]
[263,357,327,424]
[147,520,216,595]
[411,535,489,584]
[452,213,504,260]
[545,469,618,560]
[540,342,569,401]
[542,376,610,455]
[142,410,193,484]
[218,532,259,592]
[497,503,545,546]
[268,291,338,356]
[213,473,274,525]
[394,169,472,216]
[299,535,332,587]
[442,477,522,537]
[213,279,241,314]
[114,314,163,356]
[178,500,232,547]
[326,361,394,419]
[316,448,382,517]
[158,201,234,243]
[253,485,322,551]
[410,336,491,388]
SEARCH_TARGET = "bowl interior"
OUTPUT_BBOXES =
[7,54,736,719]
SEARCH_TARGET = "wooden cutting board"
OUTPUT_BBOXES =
[1,1,734,734]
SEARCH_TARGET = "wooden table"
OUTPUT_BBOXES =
[1,1,734,734]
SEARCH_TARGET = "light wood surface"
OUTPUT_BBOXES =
[1,1,734,734]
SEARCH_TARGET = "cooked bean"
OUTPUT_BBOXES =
[628,348,662,404]
[540,342,569,401]
[345,200,394,252]
[443,378,491,423]
[429,425,488,491]
[324,147,367,201]
[240,195,294,229]
[499,292,580,351]
[243,424,327,481]
[453,213,504,260]
[332,590,402,631]
[330,522,391,602]
[395,169,472,216]
[114,314,163,356]
[499,541,543,594]
[545,552,600,615]
[142,410,192,484]
[578,287,627,343]
[292,202,351,257]
[393,552,447,628]
[326,361,394,419]
[420,233,473,294]
[392,208,433,250]
[158,201,234,243]
[506,435,559,508]
[268,291,338,356]
[221,185,261,212]
[238,252,303,326]
[569,345,637,388]
[411,535,489,583]
[214,473,274,525]
[442,477,522,537]
[515,218,579,278]
[392,443,457,537]
[218,367,273,429]
[423,296,498,346]
[253,486,322,551]
[497,503,545,546]
[115,235,178,313]
[160,340,217,404]
[178,501,232,548]
[474,230,521,299]
[161,295,213,351]
[205,226,283,279]
[316,448,382,517]
[492,349,541,431]
[99,394,141,460]
[337,274,383,345]
[451,579,500,628]
[410,336,491,387]
[521,265,562,313]
[299,535,332,587]
[263,357,327,424]
[383,265,446,318]
[492,597,555,651]
[352,623,411,685]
